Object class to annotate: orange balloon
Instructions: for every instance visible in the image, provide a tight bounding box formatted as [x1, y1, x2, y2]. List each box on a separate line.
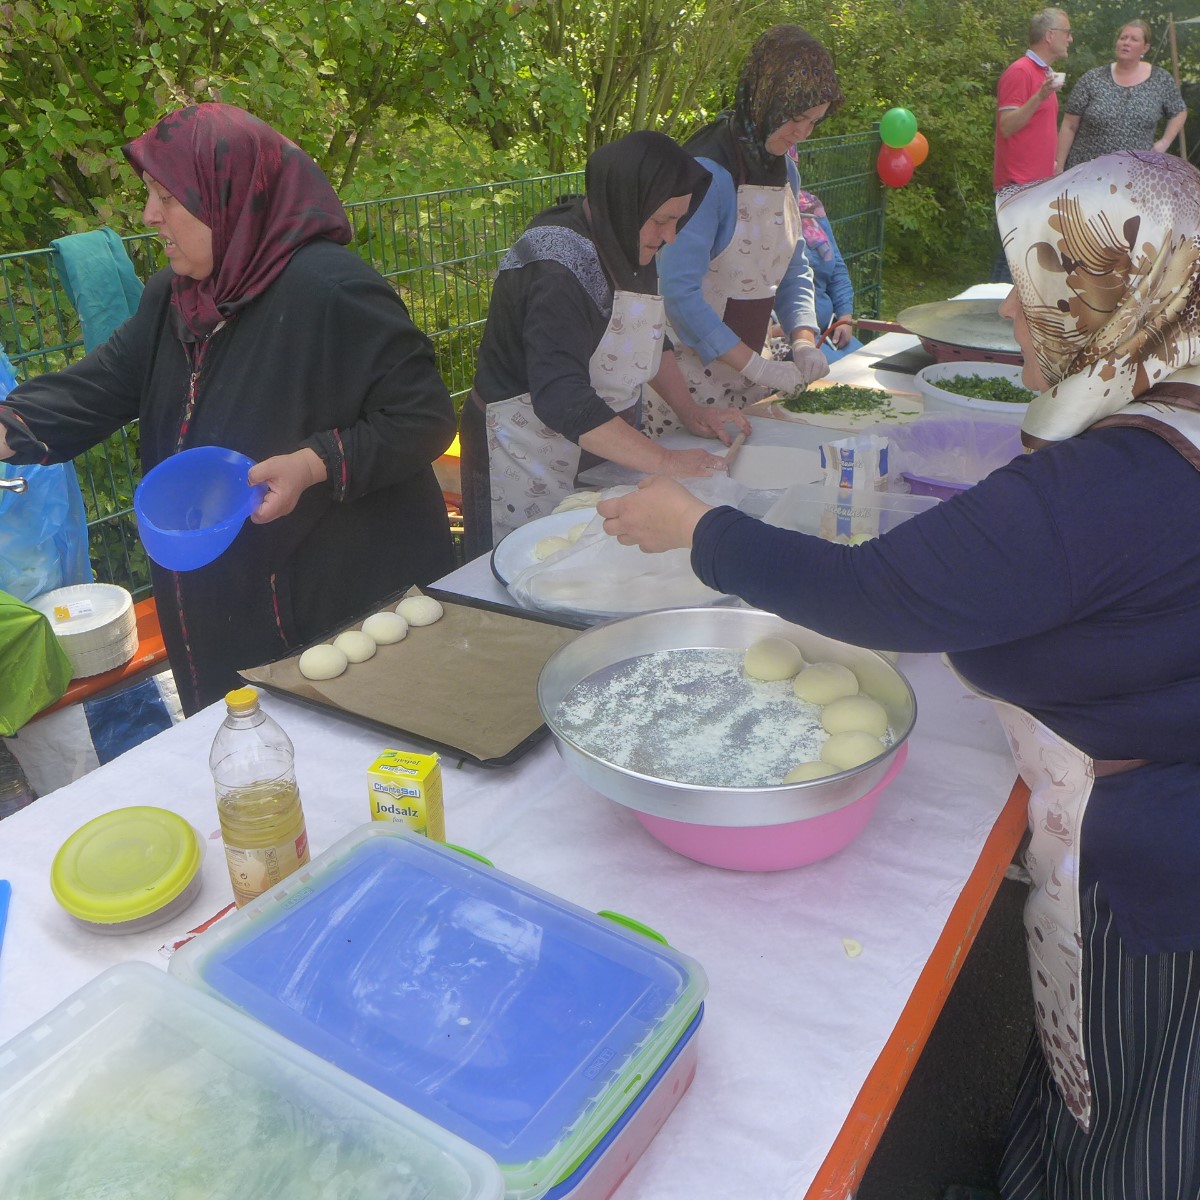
[905, 131, 929, 168]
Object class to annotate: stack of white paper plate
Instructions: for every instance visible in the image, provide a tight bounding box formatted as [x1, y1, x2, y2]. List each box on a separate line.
[29, 583, 138, 679]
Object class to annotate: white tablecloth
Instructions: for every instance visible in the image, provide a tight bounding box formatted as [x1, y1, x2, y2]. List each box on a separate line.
[0, 293, 1023, 1199]
[0, 653, 1014, 1199]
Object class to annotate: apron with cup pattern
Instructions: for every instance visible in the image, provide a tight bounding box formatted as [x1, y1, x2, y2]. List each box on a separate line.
[486, 289, 665, 543]
[645, 176, 801, 437]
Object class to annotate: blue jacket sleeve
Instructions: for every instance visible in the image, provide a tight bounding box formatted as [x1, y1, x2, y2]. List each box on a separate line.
[819, 215, 855, 320]
[657, 159, 740, 364]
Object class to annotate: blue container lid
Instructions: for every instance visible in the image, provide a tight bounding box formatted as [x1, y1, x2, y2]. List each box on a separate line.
[170, 826, 707, 1200]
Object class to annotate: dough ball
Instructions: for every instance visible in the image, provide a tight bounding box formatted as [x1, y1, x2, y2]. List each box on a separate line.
[793, 662, 860, 705]
[396, 595, 444, 627]
[820, 695, 889, 737]
[743, 636, 805, 682]
[333, 629, 377, 663]
[361, 611, 409, 645]
[566, 522, 587, 544]
[782, 761, 838, 784]
[552, 490, 602, 514]
[820, 730, 885, 770]
[298, 643, 348, 681]
[534, 534, 572, 560]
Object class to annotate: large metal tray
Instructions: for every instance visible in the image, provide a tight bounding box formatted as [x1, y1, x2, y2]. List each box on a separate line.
[537, 607, 916, 826]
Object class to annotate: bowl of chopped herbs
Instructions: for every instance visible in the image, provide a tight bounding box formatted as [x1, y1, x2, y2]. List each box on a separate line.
[915, 362, 1034, 420]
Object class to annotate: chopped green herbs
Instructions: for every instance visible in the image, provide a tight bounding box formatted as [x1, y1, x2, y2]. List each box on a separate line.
[938, 373, 1034, 404]
[777, 384, 895, 415]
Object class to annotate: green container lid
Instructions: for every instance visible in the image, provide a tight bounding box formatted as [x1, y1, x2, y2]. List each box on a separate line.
[51, 806, 202, 926]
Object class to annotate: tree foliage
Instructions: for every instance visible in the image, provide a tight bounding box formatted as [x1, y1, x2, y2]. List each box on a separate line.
[1, 0, 1195, 264]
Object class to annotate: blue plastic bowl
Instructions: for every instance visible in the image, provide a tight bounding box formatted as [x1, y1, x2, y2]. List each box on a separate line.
[134, 446, 266, 571]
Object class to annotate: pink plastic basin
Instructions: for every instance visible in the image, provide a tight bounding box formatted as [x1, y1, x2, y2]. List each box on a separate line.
[631, 743, 908, 872]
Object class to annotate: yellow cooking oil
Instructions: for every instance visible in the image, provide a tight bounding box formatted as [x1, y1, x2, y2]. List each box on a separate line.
[217, 777, 310, 908]
[210, 687, 310, 907]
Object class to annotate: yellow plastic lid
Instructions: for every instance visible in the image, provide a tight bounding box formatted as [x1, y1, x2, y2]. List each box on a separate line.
[224, 686, 259, 712]
[51, 806, 202, 925]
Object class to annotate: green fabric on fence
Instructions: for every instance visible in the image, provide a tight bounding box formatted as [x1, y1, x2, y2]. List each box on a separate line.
[0, 589, 72, 735]
[49, 227, 144, 352]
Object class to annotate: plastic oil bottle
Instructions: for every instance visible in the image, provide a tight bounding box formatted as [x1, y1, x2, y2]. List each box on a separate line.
[210, 687, 310, 907]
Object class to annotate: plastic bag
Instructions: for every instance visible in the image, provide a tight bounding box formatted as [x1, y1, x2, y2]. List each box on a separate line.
[0, 461, 93, 602]
[0, 589, 73, 734]
[880, 415, 1022, 489]
[507, 477, 744, 620]
[0, 346, 93, 601]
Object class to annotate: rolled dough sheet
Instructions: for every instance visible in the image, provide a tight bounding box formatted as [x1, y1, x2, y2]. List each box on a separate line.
[726, 445, 823, 490]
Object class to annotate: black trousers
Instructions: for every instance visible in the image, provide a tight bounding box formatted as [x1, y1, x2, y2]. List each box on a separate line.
[999, 882, 1200, 1199]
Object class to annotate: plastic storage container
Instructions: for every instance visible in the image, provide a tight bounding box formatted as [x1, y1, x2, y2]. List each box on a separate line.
[210, 687, 310, 907]
[50, 806, 203, 934]
[171, 825, 708, 1200]
[0, 962, 505, 1200]
[763, 483, 940, 542]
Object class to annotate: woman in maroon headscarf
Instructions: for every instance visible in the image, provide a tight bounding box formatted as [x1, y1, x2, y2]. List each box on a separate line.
[0, 104, 457, 714]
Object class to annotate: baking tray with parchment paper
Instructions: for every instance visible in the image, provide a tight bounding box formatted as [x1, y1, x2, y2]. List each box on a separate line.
[239, 587, 586, 767]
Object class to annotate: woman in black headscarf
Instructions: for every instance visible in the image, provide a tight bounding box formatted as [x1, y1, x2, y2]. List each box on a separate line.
[647, 25, 845, 437]
[461, 130, 750, 557]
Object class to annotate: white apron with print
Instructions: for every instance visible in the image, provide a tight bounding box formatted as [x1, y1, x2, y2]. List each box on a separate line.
[486, 289, 665, 542]
[948, 394, 1200, 1134]
[645, 181, 801, 437]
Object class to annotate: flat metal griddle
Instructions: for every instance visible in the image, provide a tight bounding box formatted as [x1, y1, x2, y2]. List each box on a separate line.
[858, 299, 1022, 364]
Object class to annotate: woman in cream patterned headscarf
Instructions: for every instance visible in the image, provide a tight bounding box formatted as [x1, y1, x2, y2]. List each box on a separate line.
[996, 149, 1200, 449]
[598, 150, 1200, 1198]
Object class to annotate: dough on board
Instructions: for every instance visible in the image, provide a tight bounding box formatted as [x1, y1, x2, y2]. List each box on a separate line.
[820, 730, 885, 770]
[298, 643, 348, 681]
[743, 636, 805, 682]
[820, 694, 889, 737]
[566, 522, 588, 544]
[361, 610, 409, 644]
[534, 534, 572, 561]
[396, 595, 444, 626]
[333, 629, 377, 663]
[782, 760, 838, 783]
[793, 662, 860, 705]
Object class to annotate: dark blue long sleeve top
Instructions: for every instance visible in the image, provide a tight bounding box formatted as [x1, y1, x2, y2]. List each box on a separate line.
[691, 425, 1200, 954]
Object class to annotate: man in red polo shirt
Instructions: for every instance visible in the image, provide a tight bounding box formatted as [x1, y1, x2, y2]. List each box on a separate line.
[992, 8, 1072, 279]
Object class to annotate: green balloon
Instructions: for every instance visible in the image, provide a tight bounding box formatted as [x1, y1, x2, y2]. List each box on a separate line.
[880, 107, 918, 149]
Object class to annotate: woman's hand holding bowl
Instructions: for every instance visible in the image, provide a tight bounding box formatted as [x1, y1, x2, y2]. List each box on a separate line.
[248, 447, 327, 523]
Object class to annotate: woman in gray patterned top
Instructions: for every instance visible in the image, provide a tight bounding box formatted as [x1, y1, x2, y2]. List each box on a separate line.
[460, 131, 751, 556]
[1056, 20, 1187, 172]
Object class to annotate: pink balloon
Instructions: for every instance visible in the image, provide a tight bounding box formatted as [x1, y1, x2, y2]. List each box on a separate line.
[877, 146, 915, 188]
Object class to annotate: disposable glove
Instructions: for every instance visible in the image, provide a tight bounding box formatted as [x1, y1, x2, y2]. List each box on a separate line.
[791, 342, 831, 385]
[741, 352, 806, 396]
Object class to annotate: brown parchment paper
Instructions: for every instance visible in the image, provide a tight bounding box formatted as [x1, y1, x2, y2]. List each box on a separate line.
[239, 589, 581, 766]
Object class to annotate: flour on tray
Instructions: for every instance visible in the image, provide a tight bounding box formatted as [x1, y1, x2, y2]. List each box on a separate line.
[556, 648, 889, 788]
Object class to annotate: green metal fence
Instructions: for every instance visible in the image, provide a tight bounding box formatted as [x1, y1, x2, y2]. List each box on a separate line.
[0, 131, 883, 598]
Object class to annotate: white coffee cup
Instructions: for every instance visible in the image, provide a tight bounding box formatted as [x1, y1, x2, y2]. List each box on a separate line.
[1050, 71, 1066, 90]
